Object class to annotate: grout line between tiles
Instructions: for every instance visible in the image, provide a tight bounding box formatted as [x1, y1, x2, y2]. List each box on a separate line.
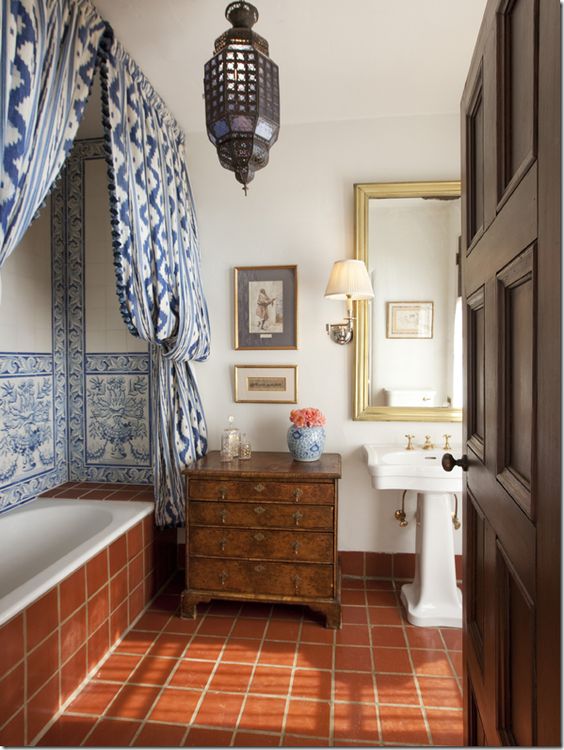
[438, 627, 464, 695]
[228, 603, 275, 746]
[398, 594, 433, 746]
[278, 609, 304, 745]
[368, 577, 385, 744]
[329, 608, 337, 746]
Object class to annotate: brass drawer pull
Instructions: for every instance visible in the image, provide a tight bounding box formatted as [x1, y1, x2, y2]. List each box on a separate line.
[293, 488, 303, 502]
[220, 508, 227, 524]
[292, 574, 301, 594]
[219, 570, 228, 587]
[219, 487, 227, 500]
[292, 510, 303, 526]
[254, 483, 266, 493]
[254, 564, 265, 573]
[292, 540, 300, 556]
[219, 537, 227, 552]
[253, 532, 265, 542]
[254, 505, 266, 515]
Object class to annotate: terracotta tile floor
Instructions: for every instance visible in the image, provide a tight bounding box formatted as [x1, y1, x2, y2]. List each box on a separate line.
[36, 576, 463, 747]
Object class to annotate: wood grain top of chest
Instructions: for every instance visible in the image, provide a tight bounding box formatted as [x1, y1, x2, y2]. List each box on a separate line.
[188, 478, 335, 505]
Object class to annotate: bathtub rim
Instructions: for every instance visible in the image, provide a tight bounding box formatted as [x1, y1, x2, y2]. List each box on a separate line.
[0, 497, 154, 628]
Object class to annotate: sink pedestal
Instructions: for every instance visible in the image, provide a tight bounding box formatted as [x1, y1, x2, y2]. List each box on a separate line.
[400, 492, 462, 628]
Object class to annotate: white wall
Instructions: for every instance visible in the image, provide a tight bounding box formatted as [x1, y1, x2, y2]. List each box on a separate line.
[187, 113, 464, 554]
[0, 204, 51, 353]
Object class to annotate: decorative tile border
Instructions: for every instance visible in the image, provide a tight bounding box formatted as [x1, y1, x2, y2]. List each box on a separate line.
[85, 353, 150, 374]
[65, 140, 152, 484]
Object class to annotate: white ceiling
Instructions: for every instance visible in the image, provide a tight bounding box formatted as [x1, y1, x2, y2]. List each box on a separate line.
[92, 0, 486, 134]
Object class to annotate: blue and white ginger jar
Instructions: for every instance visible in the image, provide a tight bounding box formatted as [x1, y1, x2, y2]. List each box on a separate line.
[287, 426, 326, 462]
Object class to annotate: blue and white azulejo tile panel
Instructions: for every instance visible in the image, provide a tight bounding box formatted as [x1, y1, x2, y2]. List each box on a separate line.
[85, 358, 150, 467]
[0, 356, 54, 485]
[0, 356, 67, 511]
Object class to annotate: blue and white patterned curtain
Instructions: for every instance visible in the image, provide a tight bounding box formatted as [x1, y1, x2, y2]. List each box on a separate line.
[100, 37, 211, 527]
[0, 0, 106, 264]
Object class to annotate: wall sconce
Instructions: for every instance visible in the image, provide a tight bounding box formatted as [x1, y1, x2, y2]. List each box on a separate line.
[324, 259, 374, 344]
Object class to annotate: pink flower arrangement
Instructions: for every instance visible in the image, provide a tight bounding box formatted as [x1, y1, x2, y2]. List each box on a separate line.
[289, 407, 326, 428]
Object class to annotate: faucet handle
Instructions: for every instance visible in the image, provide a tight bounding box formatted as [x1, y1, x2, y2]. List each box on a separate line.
[442, 434, 452, 450]
[422, 435, 434, 450]
[404, 434, 415, 450]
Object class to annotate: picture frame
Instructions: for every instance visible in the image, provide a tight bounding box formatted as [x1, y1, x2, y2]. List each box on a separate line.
[234, 365, 298, 404]
[234, 265, 297, 350]
[386, 301, 434, 339]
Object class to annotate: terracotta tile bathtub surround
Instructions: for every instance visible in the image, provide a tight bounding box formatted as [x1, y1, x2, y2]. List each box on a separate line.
[0, 485, 176, 747]
[35, 575, 463, 747]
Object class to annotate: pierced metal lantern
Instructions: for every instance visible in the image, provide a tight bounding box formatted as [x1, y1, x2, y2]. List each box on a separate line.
[204, 2, 280, 195]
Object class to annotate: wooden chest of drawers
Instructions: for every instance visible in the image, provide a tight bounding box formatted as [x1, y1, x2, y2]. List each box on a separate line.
[181, 451, 342, 628]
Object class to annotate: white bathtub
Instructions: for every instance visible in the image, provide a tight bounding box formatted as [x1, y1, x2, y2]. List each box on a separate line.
[0, 498, 154, 628]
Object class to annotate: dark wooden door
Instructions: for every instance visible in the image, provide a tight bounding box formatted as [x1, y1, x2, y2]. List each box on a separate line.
[460, 0, 560, 745]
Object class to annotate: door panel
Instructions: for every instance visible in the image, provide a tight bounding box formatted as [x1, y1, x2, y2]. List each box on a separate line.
[467, 287, 486, 460]
[497, 245, 535, 517]
[461, 0, 560, 744]
[497, 0, 538, 201]
[497, 542, 535, 747]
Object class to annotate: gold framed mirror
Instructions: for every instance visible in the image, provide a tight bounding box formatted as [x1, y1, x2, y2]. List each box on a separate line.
[353, 181, 463, 422]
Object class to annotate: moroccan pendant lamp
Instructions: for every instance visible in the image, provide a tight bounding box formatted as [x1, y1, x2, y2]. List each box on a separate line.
[204, 2, 280, 195]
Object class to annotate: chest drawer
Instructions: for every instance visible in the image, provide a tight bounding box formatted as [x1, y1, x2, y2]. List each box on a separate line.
[189, 479, 334, 505]
[189, 501, 333, 530]
[189, 527, 333, 563]
[189, 557, 333, 599]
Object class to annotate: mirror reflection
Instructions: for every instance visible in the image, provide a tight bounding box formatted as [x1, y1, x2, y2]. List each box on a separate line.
[354, 182, 462, 422]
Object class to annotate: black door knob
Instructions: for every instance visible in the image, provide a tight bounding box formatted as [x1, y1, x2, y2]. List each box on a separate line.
[442, 453, 469, 472]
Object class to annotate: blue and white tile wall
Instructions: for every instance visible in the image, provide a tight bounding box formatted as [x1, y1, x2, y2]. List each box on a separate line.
[0, 139, 152, 514]
[65, 140, 152, 484]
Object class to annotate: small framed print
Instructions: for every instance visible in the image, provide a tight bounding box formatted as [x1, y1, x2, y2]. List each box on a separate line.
[387, 301, 434, 339]
[234, 365, 298, 404]
[234, 265, 297, 350]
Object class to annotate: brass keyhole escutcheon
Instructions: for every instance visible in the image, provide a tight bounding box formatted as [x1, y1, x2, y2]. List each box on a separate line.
[292, 510, 303, 527]
[254, 564, 265, 573]
[219, 537, 227, 551]
[254, 483, 266, 493]
[293, 488, 303, 502]
[292, 540, 300, 556]
[220, 508, 227, 524]
[219, 487, 227, 500]
[253, 505, 266, 515]
[219, 570, 228, 586]
[253, 532, 265, 542]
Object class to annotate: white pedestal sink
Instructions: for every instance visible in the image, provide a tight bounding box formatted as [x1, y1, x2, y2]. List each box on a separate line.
[364, 444, 463, 628]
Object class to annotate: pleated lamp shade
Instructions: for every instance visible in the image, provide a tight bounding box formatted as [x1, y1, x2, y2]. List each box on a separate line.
[324, 260, 374, 300]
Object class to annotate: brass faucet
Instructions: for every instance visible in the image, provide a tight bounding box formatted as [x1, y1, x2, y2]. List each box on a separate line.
[404, 434, 415, 451]
[422, 435, 434, 450]
[442, 434, 452, 450]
